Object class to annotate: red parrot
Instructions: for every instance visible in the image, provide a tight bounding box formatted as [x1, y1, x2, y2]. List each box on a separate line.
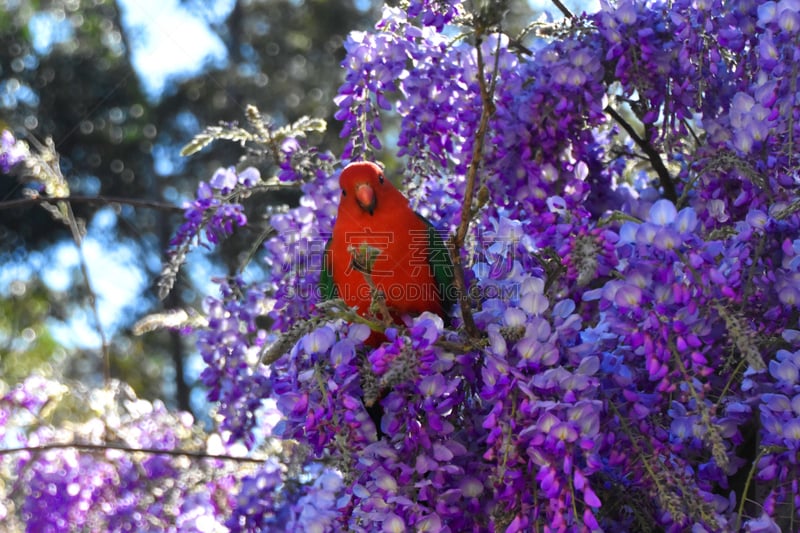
[321, 161, 454, 344]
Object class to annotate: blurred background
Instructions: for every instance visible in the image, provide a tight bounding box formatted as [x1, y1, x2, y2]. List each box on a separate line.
[0, 0, 588, 419]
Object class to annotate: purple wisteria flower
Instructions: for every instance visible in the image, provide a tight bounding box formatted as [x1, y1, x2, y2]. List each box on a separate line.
[1, 378, 242, 532]
[0, 130, 28, 172]
[171, 166, 255, 249]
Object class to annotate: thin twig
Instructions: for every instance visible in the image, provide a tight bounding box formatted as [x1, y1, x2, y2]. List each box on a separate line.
[450, 29, 498, 339]
[237, 224, 277, 274]
[0, 194, 185, 213]
[681, 117, 702, 147]
[16, 137, 113, 389]
[0, 442, 265, 464]
[64, 200, 112, 384]
[550, 0, 576, 19]
[789, 55, 797, 166]
[435, 337, 485, 353]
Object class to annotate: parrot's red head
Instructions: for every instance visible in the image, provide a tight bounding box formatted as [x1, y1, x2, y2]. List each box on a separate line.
[339, 161, 400, 216]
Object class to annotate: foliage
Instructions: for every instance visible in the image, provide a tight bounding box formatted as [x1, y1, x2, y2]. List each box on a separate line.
[0, 280, 64, 384]
[3, 0, 800, 531]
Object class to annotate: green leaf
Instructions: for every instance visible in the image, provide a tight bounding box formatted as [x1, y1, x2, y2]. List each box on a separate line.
[417, 213, 456, 311]
[320, 238, 337, 300]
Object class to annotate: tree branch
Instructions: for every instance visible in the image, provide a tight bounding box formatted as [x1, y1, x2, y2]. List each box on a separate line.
[0, 441, 265, 464]
[0, 194, 185, 213]
[550, 0, 576, 19]
[606, 105, 677, 203]
[64, 199, 112, 385]
[450, 30, 499, 339]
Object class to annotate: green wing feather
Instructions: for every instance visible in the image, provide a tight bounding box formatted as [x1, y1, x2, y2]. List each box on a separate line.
[416, 213, 456, 312]
[320, 238, 337, 300]
[322, 220, 454, 310]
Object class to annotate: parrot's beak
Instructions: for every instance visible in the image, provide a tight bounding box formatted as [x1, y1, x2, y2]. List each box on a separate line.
[355, 183, 376, 215]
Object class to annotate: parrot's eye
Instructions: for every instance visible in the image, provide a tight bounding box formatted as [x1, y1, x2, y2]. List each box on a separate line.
[341, 189, 347, 196]
[378, 174, 385, 185]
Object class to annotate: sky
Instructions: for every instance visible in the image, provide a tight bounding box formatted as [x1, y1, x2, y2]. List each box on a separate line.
[117, 0, 232, 99]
